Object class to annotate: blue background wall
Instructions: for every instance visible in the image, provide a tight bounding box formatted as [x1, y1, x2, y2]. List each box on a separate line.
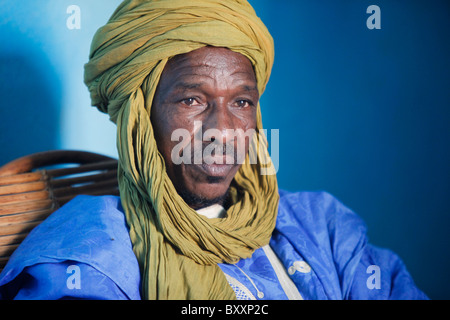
[1, 1, 449, 299]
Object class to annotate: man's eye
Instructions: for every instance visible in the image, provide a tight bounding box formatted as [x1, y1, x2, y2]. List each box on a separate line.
[181, 98, 200, 106]
[235, 100, 252, 108]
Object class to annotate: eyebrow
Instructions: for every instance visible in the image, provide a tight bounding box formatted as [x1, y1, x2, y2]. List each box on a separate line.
[173, 82, 258, 93]
[173, 81, 204, 91]
[240, 84, 258, 92]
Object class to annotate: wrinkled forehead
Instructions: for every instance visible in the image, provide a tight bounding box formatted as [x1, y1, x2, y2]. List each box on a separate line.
[154, 46, 258, 98]
[162, 46, 256, 82]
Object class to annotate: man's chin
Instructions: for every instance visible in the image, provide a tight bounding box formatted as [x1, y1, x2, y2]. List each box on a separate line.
[177, 187, 229, 210]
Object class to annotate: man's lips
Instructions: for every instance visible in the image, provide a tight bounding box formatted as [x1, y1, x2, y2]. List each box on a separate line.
[199, 163, 234, 177]
[183, 152, 239, 177]
[193, 155, 236, 177]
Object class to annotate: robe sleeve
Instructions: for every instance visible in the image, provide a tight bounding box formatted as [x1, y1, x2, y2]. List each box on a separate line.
[276, 190, 429, 300]
[0, 195, 141, 300]
[321, 190, 429, 300]
[0, 261, 130, 300]
[321, 191, 429, 300]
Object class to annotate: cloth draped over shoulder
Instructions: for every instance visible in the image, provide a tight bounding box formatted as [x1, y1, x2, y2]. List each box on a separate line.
[84, 0, 278, 300]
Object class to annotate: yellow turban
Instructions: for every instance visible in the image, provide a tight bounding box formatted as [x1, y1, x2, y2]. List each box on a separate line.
[84, 0, 278, 299]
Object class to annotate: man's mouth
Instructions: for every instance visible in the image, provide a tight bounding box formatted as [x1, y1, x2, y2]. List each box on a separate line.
[191, 153, 236, 177]
[198, 162, 235, 177]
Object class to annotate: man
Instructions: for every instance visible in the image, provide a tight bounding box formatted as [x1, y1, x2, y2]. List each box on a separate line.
[0, 0, 427, 300]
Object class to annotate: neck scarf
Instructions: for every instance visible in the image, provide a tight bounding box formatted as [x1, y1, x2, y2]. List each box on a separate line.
[84, 0, 278, 299]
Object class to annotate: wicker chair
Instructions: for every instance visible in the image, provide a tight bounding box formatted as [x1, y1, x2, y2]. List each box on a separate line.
[0, 150, 119, 272]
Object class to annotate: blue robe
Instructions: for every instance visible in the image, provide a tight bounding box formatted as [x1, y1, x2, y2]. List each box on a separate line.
[0, 190, 428, 300]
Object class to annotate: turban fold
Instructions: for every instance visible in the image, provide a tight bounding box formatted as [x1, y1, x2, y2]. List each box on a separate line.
[84, 0, 278, 299]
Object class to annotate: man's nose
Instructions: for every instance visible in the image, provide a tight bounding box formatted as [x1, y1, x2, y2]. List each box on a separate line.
[202, 103, 236, 144]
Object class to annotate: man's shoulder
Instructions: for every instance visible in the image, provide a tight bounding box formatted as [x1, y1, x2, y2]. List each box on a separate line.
[11, 194, 131, 260]
[0, 195, 140, 299]
[277, 189, 367, 230]
[275, 190, 368, 271]
[274, 190, 428, 300]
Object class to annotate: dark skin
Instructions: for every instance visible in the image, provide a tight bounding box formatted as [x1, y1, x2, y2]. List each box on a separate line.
[151, 46, 259, 210]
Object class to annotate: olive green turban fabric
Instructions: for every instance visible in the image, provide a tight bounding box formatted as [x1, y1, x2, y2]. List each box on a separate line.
[84, 0, 278, 300]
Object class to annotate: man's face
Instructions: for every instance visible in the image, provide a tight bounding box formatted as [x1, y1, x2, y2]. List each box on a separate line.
[151, 46, 259, 209]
